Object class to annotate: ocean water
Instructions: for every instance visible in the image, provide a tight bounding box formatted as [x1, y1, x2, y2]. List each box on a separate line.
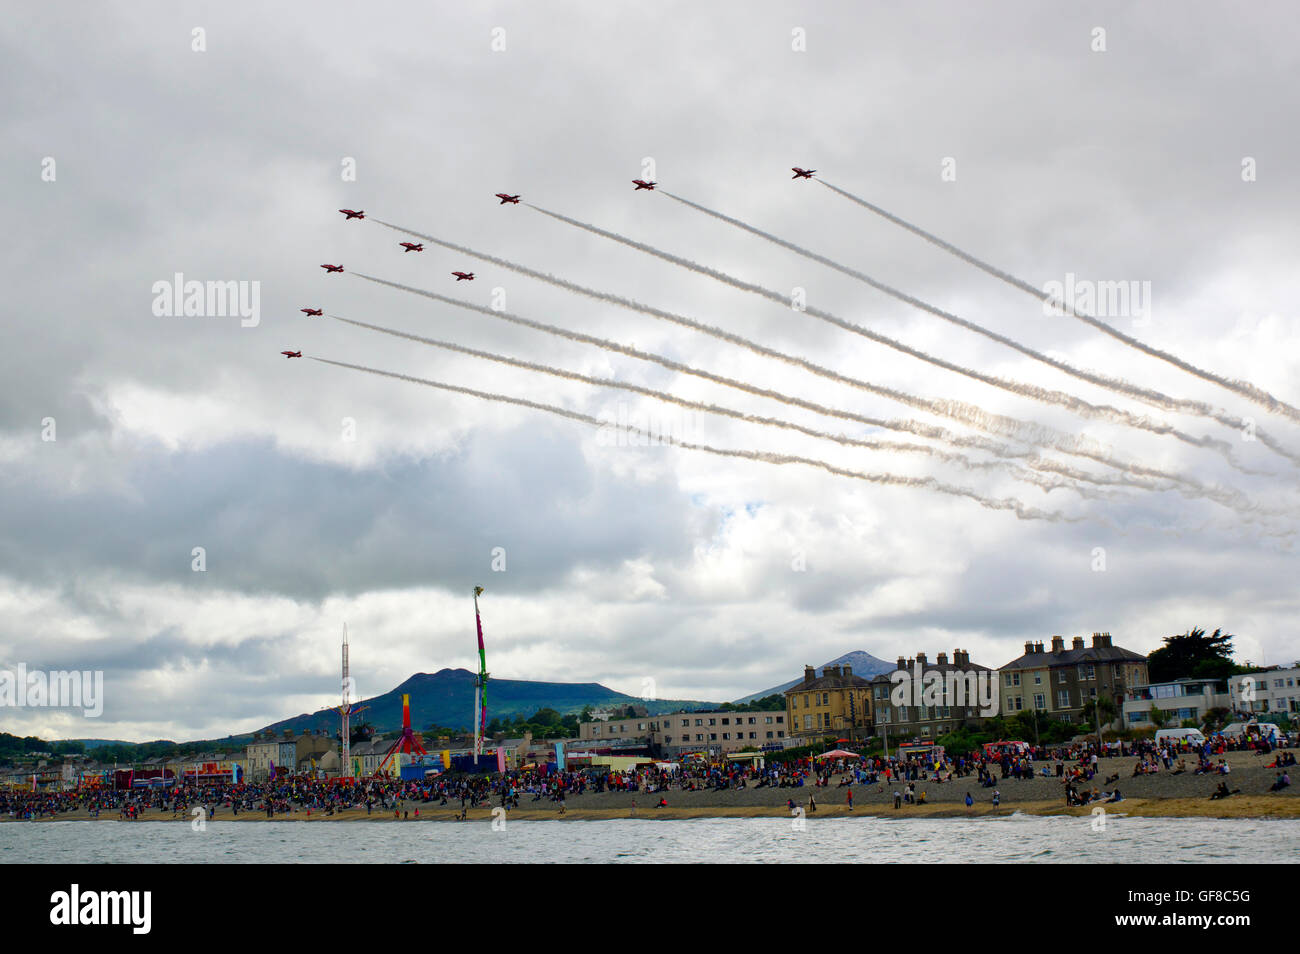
[2, 814, 1297, 863]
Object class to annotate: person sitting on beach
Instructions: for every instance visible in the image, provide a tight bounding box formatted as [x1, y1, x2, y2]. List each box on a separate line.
[916, 791, 927, 805]
[1270, 772, 1291, 792]
[1106, 789, 1123, 803]
[1209, 781, 1238, 800]
[657, 797, 668, 807]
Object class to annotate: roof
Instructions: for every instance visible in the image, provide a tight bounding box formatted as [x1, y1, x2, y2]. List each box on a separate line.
[1001, 645, 1145, 671]
[869, 659, 993, 684]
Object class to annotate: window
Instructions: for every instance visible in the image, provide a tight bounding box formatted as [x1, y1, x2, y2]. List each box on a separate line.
[804, 715, 812, 730]
[1057, 690, 1071, 708]
[765, 716, 773, 724]
[1011, 696, 1023, 711]
[721, 718, 730, 725]
[1005, 673, 1020, 686]
[1033, 673, 1042, 685]
[1058, 671, 1068, 684]
[1033, 694, 1045, 709]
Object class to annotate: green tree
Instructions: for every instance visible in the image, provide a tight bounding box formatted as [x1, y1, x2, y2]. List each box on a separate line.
[1149, 704, 1168, 728]
[1148, 627, 1239, 682]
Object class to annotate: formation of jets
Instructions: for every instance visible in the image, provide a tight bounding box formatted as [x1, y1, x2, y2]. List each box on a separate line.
[297, 171, 815, 356]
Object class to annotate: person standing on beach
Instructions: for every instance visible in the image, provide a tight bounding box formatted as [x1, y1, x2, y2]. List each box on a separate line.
[846, 790, 853, 811]
[965, 792, 973, 808]
[991, 789, 1001, 807]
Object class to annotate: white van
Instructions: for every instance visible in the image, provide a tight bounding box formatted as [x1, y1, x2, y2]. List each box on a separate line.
[1155, 728, 1206, 746]
[1221, 722, 1284, 744]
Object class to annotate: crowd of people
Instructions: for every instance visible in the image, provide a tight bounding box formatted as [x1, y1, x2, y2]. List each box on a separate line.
[3, 730, 1293, 820]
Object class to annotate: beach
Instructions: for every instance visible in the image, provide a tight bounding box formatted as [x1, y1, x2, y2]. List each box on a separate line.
[9, 752, 1295, 822]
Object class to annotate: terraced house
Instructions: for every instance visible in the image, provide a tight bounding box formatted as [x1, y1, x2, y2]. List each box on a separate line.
[998, 633, 1147, 728]
[869, 650, 992, 742]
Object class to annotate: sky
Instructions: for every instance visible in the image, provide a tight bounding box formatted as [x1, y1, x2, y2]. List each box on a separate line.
[2, 1, 1298, 743]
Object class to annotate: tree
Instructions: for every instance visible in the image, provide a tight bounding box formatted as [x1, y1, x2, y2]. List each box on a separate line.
[1149, 704, 1168, 728]
[1147, 627, 1239, 683]
[530, 707, 562, 727]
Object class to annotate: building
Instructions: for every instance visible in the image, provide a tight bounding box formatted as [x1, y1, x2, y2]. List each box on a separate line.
[578, 709, 788, 757]
[245, 730, 335, 781]
[1228, 665, 1300, 719]
[998, 633, 1148, 727]
[869, 650, 991, 743]
[785, 664, 874, 743]
[1121, 678, 1231, 729]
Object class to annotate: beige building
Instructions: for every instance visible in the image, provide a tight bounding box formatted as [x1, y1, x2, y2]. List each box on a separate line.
[786, 664, 874, 743]
[998, 633, 1148, 727]
[579, 709, 788, 757]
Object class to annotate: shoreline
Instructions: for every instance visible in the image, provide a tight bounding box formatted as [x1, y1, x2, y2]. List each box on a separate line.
[5, 795, 1298, 823]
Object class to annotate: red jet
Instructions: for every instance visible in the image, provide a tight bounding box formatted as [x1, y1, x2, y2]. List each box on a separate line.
[281, 351, 302, 358]
[399, 242, 424, 252]
[339, 209, 365, 220]
[321, 264, 344, 273]
[632, 179, 657, 191]
[300, 308, 323, 317]
[791, 167, 816, 179]
[451, 271, 475, 281]
[495, 193, 521, 204]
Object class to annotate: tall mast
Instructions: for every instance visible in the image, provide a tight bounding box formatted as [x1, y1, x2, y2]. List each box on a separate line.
[340, 623, 351, 778]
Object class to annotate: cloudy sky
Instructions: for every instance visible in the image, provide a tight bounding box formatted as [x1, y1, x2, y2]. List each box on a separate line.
[3, 2, 1298, 742]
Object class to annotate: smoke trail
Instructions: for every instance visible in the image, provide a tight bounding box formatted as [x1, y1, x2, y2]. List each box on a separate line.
[349, 272, 1150, 494]
[369, 220, 1132, 470]
[329, 312, 1118, 499]
[661, 189, 1294, 472]
[523, 203, 1263, 474]
[819, 178, 1300, 426]
[307, 355, 1081, 522]
[360, 229, 1276, 518]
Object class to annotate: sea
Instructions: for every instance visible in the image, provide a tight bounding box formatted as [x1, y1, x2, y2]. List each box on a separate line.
[3, 814, 1298, 863]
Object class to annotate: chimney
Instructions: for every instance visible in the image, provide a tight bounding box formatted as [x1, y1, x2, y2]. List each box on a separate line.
[956, 649, 968, 666]
[1072, 636, 1085, 650]
[896, 656, 906, 671]
[1102, 632, 1112, 647]
[1091, 632, 1103, 648]
[804, 665, 816, 682]
[1024, 641, 1035, 655]
[843, 664, 853, 677]
[826, 664, 841, 678]
[1034, 641, 1044, 654]
[1051, 635, 1064, 653]
[936, 652, 948, 666]
[915, 652, 927, 667]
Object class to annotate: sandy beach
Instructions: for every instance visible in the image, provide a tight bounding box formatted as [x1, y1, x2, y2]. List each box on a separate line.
[8, 752, 1295, 822]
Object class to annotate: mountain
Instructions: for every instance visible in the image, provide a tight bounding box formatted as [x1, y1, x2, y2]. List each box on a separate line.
[255, 668, 716, 737]
[733, 650, 896, 704]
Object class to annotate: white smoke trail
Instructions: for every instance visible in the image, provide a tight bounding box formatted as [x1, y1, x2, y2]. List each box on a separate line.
[661, 189, 1294, 472]
[329, 312, 1121, 500]
[359, 229, 1280, 519]
[307, 355, 1082, 522]
[351, 272, 1158, 495]
[818, 178, 1300, 426]
[506, 209, 1288, 515]
[368, 220, 1132, 469]
[522, 204, 1265, 478]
